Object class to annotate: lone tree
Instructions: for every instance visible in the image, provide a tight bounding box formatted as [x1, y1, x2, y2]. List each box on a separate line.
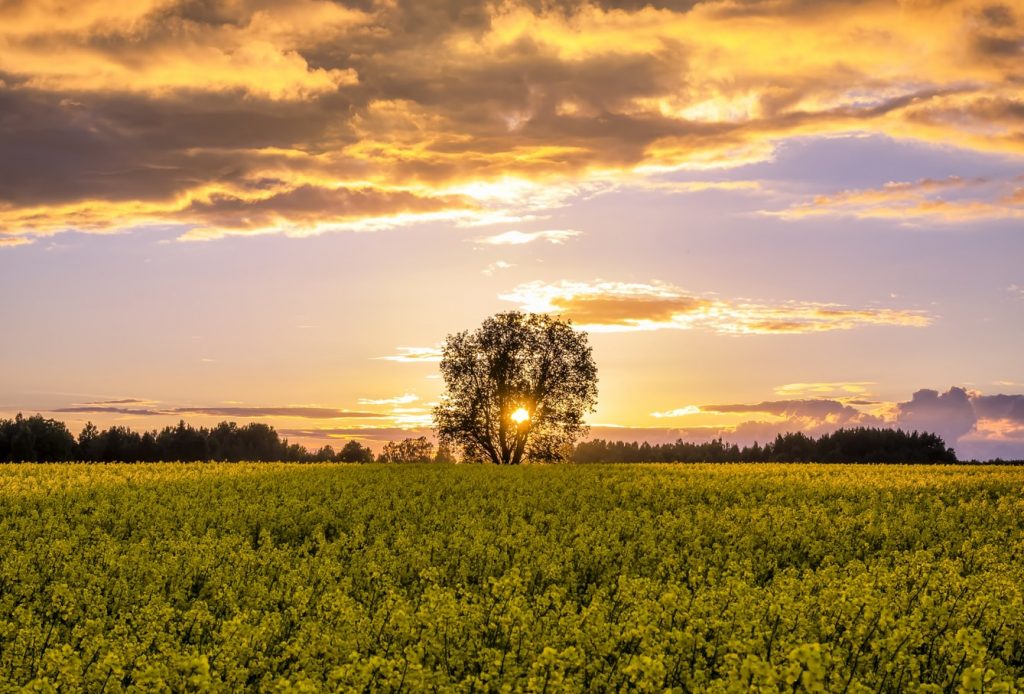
[433, 311, 598, 465]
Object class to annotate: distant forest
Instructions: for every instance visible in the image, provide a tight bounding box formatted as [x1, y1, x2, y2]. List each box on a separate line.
[0, 413, 1017, 464]
[574, 429, 960, 464]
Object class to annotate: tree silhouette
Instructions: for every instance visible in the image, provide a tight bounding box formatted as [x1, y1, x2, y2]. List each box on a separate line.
[379, 436, 434, 463]
[338, 440, 375, 463]
[434, 311, 598, 465]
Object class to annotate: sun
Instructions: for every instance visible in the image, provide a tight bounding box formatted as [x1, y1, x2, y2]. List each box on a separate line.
[511, 407, 530, 424]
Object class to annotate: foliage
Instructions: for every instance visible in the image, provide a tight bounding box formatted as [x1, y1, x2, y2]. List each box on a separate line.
[337, 440, 375, 463]
[0, 413, 76, 462]
[0, 415, 369, 463]
[575, 428, 959, 464]
[433, 441, 457, 464]
[0, 463, 1023, 690]
[378, 436, 434, 463]
[434, 311, 598, 465]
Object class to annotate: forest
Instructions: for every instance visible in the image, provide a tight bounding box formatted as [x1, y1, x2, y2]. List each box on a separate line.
[0, 413, 997, 464]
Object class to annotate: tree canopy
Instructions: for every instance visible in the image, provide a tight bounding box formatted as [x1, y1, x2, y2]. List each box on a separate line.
[433, 311, 598, 465]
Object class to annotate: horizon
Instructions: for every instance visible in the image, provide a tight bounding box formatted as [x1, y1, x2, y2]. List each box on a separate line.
[2, 0, 1023, 460]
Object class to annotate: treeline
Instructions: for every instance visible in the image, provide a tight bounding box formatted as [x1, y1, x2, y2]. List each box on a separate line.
[2, 415, 1014, 464]
[574, 428, 959, 464]
[0, 414, 375, 463]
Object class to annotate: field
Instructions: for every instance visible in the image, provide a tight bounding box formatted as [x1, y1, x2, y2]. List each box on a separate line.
[1, 463, 1023, 692]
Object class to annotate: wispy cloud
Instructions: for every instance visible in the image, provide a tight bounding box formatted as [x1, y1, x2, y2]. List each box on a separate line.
[771, 176, 1024, 224]
[773, 382, 875, 399]
[55, 405, 164, 417]
[474, 229, 582, 246]
[52, 404, 385, 419]
[375, 347, 443, 363]
[0, 236, 33, 248]
[501, 280, 932, 334]
[358, 394, 419, 406]
[651, 405, 701, 418]
[279, 427, 433, 443]
[482, 260, 515, 276]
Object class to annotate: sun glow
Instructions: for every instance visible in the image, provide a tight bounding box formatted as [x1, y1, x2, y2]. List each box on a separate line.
[511, 407, 530, 424]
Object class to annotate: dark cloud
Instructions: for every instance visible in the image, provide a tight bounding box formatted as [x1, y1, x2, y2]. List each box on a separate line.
[180, 185, 473, 239]
[896, 387, 978, 445]
[85, 398, 148, 405]
[52, 404, 387, 419]
[55, 405, 164, 416]
[702, 399, 868, 421]
[972, 394, 1024, 422]
[279, 426, 433, 442]
[173, 407, 386, 419]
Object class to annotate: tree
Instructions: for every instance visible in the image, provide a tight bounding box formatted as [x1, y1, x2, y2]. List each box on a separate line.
[434, 311, 598, 465]
[0, 414, 76, 462]
[379, 436, 434, 463]
[338, 440, 375, 463]
[433, 441, 457, 463]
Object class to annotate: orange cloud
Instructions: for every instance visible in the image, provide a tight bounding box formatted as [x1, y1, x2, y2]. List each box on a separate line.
[1, 0, 1022, 242]
[773, 382, 876, 399]
[773, 176, 1024, 223]
[501, 280, 932, 334]
[0, 0, 365, 99]
[376, 347, 443, 363]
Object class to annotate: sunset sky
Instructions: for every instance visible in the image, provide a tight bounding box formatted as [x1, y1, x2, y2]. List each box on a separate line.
[2, 0, 1023, 458]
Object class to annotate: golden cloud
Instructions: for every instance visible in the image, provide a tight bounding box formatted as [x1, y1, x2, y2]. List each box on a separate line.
[375, 347, 443, 363]
[651, 405, 701, 418]
[0, 0, 365, 99]
[773, 382, 876, 399]
[773, 175, 1024, 223]
[501, 280, 932, 334]
[0, 0, 1022, 242]
[358, 394, 420, 406]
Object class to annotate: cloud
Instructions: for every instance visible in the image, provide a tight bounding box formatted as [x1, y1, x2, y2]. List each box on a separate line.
[52, 404, 385, 419]
[482, 260, 515, 276]
[376, 346, 443, 363]
[688, 399, 884, 436]
[971, 394, 1024, 423]
[172, 406, 384, 419]
[2, 0, 1022, 241]
[177, 185, 478, 241]
[83, 398, 151, 405]
[278, 426, 433, 443]
[773, 382, 875, 398]
[358, 394, 420, 406]
[54, 405, 165, 417]
[613, 386, 1024, 458]
[474, 229, 582, 245]
[772, 176, 1024, 223]
[501, 280, 932, 334]
[895, 387, 978, 446]
[0, 0, 365, 99]
[651, 405, 701, 418]
[0, 236, 34, 248]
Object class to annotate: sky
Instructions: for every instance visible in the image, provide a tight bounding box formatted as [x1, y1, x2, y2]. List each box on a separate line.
[1, 0, 1023, 459]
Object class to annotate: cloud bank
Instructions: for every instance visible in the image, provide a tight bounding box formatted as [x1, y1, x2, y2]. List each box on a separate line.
[647, 387, 1024, 460]
[2, 0, 1023, 246]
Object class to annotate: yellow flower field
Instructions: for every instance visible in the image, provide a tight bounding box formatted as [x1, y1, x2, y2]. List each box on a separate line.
[1, 463, 1022, 691]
